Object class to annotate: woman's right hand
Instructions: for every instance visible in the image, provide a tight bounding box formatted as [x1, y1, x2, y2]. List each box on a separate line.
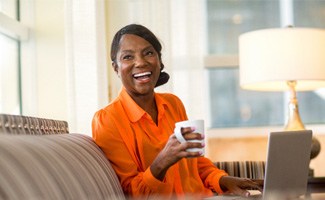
[150, 127, 204, 181]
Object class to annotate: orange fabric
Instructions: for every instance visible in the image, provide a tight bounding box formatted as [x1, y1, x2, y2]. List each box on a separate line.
[92, 87, 228, 199]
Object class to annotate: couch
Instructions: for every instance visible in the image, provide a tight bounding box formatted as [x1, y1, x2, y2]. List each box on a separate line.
[0, 114, 125, 200]
[0, 114, 265, 200]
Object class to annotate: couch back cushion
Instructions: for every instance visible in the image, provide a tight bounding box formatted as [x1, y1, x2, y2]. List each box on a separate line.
[0, 114, 69, 135]
[214, 161, 265, 180]
[0, 134, 125, 200]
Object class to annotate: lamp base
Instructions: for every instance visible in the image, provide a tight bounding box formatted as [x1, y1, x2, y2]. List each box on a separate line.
[308, 137, 321, 177]
[285, 81, 321, 177]
[311, 137, 321, 160]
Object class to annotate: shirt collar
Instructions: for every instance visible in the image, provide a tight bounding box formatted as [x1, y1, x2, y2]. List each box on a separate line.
[119, 87, 168, 123]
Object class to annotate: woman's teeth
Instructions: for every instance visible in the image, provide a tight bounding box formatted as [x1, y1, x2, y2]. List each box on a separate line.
[133, 72, 152, 79]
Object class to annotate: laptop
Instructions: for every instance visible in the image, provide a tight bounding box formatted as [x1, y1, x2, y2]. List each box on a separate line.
[207, 130, 312, 200]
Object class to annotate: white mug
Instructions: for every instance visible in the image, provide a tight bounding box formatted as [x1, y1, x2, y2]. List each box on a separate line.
[174, 119, 205, 154]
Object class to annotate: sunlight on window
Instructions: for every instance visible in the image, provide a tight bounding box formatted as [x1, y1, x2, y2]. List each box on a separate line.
[0, 0, 20, 114]
[0, 33, 19, 114]
[0, 0, 17, 19]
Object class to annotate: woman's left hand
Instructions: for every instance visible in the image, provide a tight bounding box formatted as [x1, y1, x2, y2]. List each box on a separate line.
[219, 176, 264, 197]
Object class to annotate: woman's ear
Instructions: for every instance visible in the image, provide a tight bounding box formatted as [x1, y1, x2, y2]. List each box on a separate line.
[112, 62, 121, 78]
[112, 62, 119, 74]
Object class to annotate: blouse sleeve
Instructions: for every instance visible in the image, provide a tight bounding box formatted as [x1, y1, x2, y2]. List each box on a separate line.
[197, 156, 228, 194]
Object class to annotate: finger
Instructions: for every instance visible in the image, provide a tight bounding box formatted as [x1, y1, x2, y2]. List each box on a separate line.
[242, 179, 263, 192]
[185, 141, 205, 149]
[237, 189, 251, 197]
[185, 132, 204, 140]
[232, 186, 250, 197]
[178, 142, 204, 157]
[180, 127, 195, 134]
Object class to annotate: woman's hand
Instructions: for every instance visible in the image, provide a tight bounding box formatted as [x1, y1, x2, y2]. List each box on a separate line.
[219, 176, 264, 197]
[150, 127, 204, 181]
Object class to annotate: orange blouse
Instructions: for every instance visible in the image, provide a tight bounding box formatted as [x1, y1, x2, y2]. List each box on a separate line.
[92, 87, 228, 199]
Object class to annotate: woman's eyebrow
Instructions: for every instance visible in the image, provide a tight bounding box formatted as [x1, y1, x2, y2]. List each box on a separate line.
[143, 45, 154, 51]
[120, 45, 154, 54]
[120, 49, 134, 54]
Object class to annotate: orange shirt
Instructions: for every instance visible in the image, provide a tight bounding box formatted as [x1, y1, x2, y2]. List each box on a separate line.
[92, 87, 228, 199]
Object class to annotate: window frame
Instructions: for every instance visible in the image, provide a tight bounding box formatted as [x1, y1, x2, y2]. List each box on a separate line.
[0, 12, 28, 41]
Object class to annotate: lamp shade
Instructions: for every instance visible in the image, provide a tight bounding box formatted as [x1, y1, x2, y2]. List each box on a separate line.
[239, 27, 325, 91]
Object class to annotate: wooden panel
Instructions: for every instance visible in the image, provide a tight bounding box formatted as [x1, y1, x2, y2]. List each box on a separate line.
[206, 136, 268, 162]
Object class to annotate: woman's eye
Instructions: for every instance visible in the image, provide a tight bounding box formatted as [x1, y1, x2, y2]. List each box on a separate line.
[146, 51, 154, 56]
[122, 55, 132, 60]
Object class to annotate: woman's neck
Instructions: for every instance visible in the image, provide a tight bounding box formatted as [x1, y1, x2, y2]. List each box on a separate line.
[130, 92, 158, 125]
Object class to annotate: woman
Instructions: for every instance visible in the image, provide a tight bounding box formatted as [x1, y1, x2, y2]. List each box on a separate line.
[92, 24, 262, 199]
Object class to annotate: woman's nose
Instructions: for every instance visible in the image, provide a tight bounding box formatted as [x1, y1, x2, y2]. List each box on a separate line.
[134, 56, 147, 67]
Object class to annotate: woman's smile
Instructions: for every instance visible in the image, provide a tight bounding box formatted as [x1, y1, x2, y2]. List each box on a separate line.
[133, 71, 152, 83]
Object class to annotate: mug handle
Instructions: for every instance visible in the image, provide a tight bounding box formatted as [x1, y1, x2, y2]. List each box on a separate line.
[174, 127, 186, 143]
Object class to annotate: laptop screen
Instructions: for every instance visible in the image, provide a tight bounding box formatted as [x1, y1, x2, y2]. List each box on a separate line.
[263, 130, 312, 199]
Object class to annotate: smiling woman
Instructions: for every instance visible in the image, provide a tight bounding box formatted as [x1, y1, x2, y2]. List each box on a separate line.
[91, 24, 263, 199]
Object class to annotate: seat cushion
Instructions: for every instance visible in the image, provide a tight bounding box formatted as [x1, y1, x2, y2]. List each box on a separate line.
[0, 134, 125, 200]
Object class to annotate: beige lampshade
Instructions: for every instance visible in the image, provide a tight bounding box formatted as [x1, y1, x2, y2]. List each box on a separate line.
[239, 27, 325, 91]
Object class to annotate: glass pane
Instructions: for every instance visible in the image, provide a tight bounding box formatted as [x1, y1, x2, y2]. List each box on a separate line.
[298, 92, 325, 125]
[0, 0, 17, 19]
[208, 68, 284, 128]
[0, 33, 20, 114]
[293, 0, 325, 28]
[206, 0, 280, 54]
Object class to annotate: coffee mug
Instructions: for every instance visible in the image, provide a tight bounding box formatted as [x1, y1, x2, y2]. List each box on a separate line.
[174, 119, 205, 154]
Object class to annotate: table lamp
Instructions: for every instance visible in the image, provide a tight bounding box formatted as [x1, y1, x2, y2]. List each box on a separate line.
[239, 27, 325, 175]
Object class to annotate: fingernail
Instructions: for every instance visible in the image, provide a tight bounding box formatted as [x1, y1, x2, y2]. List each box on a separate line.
[201, 142, 205, 147]
[245, 192, 250, 197]
[191, 126, 196, 131]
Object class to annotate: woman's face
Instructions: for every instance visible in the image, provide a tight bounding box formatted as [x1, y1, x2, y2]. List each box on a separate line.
[114, 34, 161, 97]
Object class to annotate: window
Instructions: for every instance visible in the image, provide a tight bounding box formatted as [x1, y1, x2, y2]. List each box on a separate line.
[206, 0, 325, 128]
[0, 0, 28, 114]
[0, 32, 20, 114]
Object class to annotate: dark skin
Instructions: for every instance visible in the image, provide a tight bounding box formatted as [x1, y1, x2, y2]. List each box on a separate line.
[113, 33, 263, 197]
[113, 34, 160, 124]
